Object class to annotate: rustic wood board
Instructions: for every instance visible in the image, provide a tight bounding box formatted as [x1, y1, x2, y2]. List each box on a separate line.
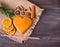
[0, 0, 60, 47]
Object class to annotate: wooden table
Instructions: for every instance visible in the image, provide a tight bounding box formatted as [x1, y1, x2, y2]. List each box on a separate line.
[0, 0, 60, 47]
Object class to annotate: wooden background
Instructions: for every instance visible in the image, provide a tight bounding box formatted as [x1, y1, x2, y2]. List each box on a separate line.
[0, 0, 60, 47]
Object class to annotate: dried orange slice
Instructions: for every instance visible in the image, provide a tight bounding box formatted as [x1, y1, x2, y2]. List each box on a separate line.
[3, 25, 14, 31]
[5, 28, 15, 35]
[2, 18, 12, 27]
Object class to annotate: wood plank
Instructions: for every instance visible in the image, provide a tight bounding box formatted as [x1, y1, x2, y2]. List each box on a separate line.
[0, 0, 60, 47]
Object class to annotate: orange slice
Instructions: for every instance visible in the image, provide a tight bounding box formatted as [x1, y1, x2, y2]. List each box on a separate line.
[3, 25, 14, 31]
[2, 18, 12, 27]
[5, 28, 15, 35]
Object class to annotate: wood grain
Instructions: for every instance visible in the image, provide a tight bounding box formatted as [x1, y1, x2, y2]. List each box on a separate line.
[0, 0, 60, 47]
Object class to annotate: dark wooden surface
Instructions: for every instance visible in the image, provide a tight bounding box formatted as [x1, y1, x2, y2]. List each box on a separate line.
[0, 0, 60, 47]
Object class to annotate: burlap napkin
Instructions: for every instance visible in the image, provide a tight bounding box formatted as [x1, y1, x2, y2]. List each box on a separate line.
[0, 0, 44, 43]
